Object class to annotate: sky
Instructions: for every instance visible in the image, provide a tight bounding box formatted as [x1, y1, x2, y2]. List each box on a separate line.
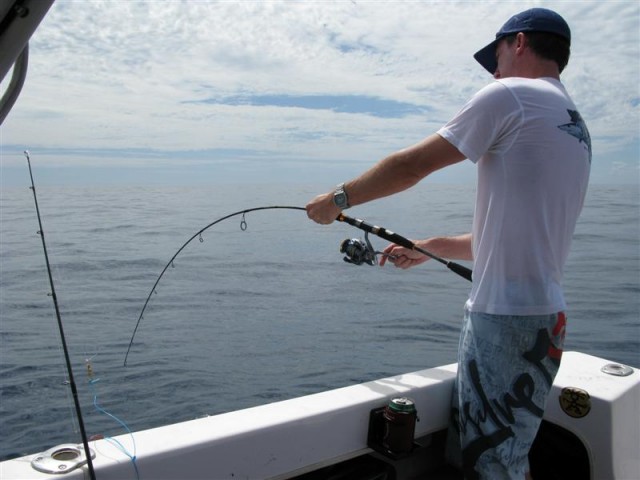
[1, 0, 639, 187]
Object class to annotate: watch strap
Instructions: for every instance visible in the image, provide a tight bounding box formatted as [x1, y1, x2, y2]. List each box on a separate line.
[333, 182, 351, 209]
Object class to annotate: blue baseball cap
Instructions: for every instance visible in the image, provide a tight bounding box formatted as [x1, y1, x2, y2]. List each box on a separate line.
[474, 8, 571, 74]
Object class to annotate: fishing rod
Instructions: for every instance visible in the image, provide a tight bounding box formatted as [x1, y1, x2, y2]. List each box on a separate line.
[123, 206, 306, 366]
[337, 213, 473, 282]
[124, 206, 472, 366]
[24, 151, 97, 480]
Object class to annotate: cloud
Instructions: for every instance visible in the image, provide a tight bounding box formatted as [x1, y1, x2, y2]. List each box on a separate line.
[1, 0, 638, 185]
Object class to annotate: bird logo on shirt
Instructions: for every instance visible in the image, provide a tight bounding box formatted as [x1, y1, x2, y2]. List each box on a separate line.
[558, 109, 592, 163]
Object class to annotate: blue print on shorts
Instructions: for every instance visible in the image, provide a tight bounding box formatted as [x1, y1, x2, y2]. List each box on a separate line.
[449, 310, 566, 479]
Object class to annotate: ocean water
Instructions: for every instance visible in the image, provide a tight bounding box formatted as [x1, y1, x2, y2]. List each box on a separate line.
[0, 183, 638, 461]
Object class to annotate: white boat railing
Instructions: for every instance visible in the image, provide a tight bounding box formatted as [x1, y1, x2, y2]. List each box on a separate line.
[1, 351, 638, 480]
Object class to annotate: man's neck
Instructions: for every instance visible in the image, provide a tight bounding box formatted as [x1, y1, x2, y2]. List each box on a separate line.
[517, 55, 561, 80]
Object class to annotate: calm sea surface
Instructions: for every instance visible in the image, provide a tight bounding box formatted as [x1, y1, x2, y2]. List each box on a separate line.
[1, 183, 638, 461]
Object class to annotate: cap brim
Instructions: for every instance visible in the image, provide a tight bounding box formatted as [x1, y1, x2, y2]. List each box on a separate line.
[474, 39, 499, 75]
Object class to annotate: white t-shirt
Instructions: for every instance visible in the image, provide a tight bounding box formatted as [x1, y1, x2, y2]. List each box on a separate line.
[438, 77, 591, 315]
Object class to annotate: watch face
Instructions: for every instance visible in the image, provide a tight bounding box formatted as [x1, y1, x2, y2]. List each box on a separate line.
[334, 192, 346, 207]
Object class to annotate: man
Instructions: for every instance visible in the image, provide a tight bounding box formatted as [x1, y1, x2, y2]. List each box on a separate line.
[306, 7, 591, 480]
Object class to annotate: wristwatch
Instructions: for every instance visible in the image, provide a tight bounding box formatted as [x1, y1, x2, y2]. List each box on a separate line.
[333, 183, 351, 209]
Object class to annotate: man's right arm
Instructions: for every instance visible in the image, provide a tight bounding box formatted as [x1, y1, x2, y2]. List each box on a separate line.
[306, 134, 466, 224]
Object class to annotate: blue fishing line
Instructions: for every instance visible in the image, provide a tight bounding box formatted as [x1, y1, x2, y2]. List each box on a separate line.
[88, 375, 140, 479]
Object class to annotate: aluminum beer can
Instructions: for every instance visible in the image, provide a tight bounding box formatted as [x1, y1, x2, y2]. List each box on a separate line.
[382, 397, 417, 454]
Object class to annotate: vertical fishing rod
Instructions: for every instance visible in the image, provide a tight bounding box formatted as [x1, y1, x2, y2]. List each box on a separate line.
[24, 151, 97, 480]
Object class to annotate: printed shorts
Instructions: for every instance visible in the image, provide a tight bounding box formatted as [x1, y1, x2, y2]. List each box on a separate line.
[446, 307, 566, 479]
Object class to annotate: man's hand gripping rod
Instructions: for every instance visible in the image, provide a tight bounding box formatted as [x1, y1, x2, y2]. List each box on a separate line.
[337, 213, 472, 282]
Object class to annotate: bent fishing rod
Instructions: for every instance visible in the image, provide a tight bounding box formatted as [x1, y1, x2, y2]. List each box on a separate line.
[123, 207, 472, 366]
[123, 206, 306, 366]
[24, 151, 97, 480]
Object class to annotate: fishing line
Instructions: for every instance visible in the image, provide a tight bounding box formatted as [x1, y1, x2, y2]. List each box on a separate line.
[124, 206, 472, 366]
[24, 151, 97, 480]
[85, 355, 140, 480]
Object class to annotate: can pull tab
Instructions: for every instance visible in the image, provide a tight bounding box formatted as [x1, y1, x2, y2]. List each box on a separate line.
[388, 397, 415, 411]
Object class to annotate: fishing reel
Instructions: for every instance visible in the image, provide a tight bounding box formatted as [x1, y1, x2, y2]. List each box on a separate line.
[340, 232, 377, 266]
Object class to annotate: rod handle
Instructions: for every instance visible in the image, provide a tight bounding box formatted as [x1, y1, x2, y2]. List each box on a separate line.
[446, 262, 473, 282]
[337, 213, 411, 247]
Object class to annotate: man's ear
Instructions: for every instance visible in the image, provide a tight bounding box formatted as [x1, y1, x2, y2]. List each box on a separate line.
[515, 32, 527, 55]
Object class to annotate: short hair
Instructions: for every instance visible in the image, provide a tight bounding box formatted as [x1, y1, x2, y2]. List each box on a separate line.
[505, 32, 571, 73]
